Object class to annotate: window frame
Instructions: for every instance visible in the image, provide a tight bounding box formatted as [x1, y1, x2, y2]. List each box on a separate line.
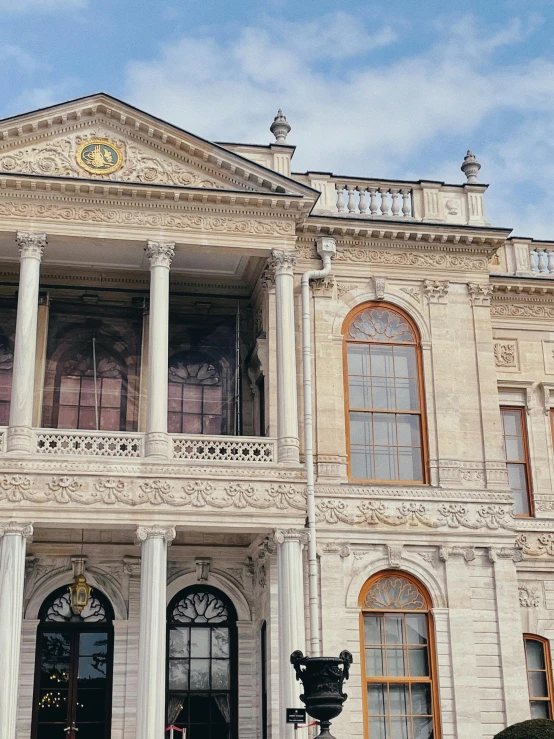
[166, 585, 238, 739]
[500, 406, 534, 517]
[358, 571, 440, 739]
[31, 586, 114, 739]
[343, 302, 429, 485]
[524, 634, 554, 719]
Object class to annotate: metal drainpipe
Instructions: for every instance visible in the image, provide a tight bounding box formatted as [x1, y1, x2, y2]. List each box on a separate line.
[301, 235, 336, 657]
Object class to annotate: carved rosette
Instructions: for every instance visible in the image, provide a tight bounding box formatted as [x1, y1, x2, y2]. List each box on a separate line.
[0, 521, 33, 540]
[270, 249, 298, 277]
[135, 524, 176, 544]
[16, 231, 46, 260]
[145, 241, 175, 269]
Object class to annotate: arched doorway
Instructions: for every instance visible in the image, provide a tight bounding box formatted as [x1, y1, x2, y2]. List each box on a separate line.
[167, 585, 238, 738]
[31, 586, 114, 739]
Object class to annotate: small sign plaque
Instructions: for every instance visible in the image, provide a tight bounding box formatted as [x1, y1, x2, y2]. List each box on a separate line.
[286, 708, 307, 724]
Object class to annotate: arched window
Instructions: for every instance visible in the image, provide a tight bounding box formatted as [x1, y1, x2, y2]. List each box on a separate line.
[42, 305, 142, 432]
[343, 304, 427, 483]
[524, 635, 554, 718]
[167, 586, 237, 738]
[0, 302, 16, 425]
[360, 572, 438, 739]
[32, 586, 114, 739]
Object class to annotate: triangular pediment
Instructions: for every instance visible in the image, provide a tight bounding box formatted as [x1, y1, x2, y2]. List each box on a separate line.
[0, 93, 314, 199]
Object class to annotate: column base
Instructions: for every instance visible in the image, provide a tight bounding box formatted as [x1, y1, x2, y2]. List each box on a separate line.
[278, 438, 300, 465]
[145, 431, 170, 458]
[7, 426, 32, 453]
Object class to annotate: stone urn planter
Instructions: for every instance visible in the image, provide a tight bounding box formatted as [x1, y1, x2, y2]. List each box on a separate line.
[290, 650, 353, 738]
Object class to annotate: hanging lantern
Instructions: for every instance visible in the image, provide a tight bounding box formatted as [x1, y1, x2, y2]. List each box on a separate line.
[69, 572, 91, 615]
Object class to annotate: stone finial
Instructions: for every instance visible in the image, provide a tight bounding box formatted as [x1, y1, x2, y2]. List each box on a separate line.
[461, 150, 481, 183]
[270, 109, 291, 144]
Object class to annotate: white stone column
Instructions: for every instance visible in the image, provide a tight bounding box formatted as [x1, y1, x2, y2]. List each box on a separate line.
[8, 232, 46, 453]
[145, 241, 174, 458]
[270, 250, 299, 463]
[275, 529, 307, 738]
[135, 525, 175, 739]
[0, 521, 33, 739]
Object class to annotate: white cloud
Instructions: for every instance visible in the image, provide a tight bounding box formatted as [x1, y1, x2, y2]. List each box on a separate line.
[125, 12, 554, 238]
[0, 0, 85, 10]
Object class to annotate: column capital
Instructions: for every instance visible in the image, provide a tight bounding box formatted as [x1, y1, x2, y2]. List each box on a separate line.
[270, 249, 298, 276]
[16, 231, 46, 259]
[135, 524, 176, 544]
[273, 528, 310, 545]
[0, 521, 33, 540]
[146, 241, 175, 268]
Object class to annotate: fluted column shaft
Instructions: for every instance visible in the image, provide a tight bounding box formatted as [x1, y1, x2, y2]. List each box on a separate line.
[271, 250, 300, 463]
[8, 233, 46, 453]
[276, 529, 307, 738]
[135, 525, 175, 739]
[145, 241, 174, 458]
[0, 522, 33, 739]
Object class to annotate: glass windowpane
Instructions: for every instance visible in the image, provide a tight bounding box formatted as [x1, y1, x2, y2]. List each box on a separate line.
[351, 446, 374, 479]
[413, 716, 434, 739]
[398, 446, 423, 482]
[395, 378, 419, 411]
[348, 345, 370, 376]
[529, 671, 549, 698]
[169, 660, 189, 690]
[411, 684, 432, 715]
[389, 684, 410, 714]
[393, 346, 417, 378]
[170, 628, 190, 658]
[369, 716, 387, 739]
[212, 660, 230, 689]
[505, 436, 524, 462]
[375, 446, 399, 481]
[408, 649, 429, 677]
[405, 615, 427, 645]
[526, 640, 546, 671]
[513, 488, 530, 516]
[189, 659, 210, 689]
[374, 414, 397, 445]
[371, 345, 395, 376]
[366, 648, 385, 676]
[364, 615, 383, 645]
[190, 629, 210, 658]
[385, 615, 404, 644]
[350, 376, 372, 409]
[531, 701, 550, 719]
[350, 412, 373, 445]
[372, 377, 396, 410]
[368, 684, 387, 715]
[386, 648, 407, 676]
[502, 409, 522, 437]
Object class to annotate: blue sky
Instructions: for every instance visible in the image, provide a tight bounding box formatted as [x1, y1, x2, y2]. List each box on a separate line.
[2, 0, 554, 237]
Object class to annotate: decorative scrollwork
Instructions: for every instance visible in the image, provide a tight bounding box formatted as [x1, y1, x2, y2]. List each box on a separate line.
[347, 307, 415, 343]
[170, 591, 229, 624]
[43, 591, 107, 623]
[364, 575, 426, 611]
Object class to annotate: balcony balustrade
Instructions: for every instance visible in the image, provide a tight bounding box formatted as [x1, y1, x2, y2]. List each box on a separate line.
[494, 240, 554, 277]
[0, 428, 277, 463]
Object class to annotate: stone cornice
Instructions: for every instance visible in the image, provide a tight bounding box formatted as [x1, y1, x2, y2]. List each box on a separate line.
[0, 172, 309, 217]
[298, 219, 509, 253]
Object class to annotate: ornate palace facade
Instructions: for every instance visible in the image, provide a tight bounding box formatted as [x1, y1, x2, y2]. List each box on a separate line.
[0, 93, 553, 739]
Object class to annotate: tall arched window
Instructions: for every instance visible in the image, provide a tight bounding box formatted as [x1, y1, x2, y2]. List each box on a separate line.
[344, 304, 427, 483]
[524, 635, 554, 718]
[360, 572, 439, 739]
[31, 586, 114, 739]
[167, 586, 237, 738]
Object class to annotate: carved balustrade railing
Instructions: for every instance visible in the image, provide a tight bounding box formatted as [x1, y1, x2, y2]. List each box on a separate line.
[293, 172, 488, 226]
[493, 240, 554, 277]
[33, 429, 144, 457]
[333, 181, 413, 218]
[171, 434, 276, 463]
[0, 427, 6, 453]
[24, 428, 276, 463]
[530, 246, 554, 275]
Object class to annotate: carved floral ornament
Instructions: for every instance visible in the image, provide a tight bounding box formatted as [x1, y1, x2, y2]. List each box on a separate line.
[363, 576, 426, 611]
[0, 474, 307, 510]
[0, 201, 296, 237]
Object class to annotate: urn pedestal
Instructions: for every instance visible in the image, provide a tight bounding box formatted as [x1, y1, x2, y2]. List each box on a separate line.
[290, 650, 353, 738]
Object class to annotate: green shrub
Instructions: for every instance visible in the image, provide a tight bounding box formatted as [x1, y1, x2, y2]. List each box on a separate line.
[494, 719, 554, 739]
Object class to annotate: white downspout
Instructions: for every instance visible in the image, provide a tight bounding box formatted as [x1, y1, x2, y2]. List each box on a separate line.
[301, 235, 336, 657]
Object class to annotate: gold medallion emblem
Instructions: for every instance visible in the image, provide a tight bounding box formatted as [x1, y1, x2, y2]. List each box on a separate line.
[76, 138, 123, 175]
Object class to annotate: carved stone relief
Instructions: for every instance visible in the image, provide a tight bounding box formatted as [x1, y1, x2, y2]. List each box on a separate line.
[494, 340, 518, 370]
[519, 583, 542, 608]
[0, 128, 230, 189]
